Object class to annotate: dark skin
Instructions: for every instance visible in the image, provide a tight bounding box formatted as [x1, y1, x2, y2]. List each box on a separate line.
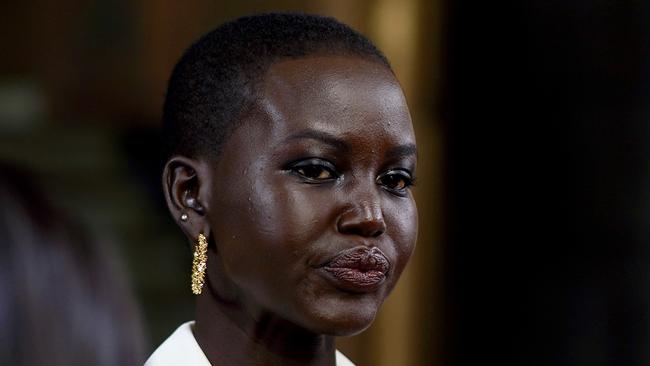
[163, 56, 418, 366]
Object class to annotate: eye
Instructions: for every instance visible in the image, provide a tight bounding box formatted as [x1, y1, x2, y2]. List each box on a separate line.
[287, 158, 340, 182]
[377, 169, 415, 195]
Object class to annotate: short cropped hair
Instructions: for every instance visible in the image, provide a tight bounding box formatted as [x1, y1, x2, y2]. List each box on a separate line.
[162, 13, 391, 161]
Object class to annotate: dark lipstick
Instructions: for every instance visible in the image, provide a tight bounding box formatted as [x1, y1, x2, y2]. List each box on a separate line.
[319, 246, 390, 293]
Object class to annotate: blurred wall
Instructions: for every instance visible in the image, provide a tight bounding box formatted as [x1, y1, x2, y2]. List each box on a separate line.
[0, 1, 441, 366]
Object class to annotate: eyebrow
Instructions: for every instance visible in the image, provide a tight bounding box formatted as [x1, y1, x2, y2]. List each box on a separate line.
[386, 144, 418, 160]
[285, 129, 350, 151]
[285, 128, 417, 159]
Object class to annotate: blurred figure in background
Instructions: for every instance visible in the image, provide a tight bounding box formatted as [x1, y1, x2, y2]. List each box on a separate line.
[0, 163, 145, 365]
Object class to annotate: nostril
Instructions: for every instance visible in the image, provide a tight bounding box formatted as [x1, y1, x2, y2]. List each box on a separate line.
[368, 219, 386, 238]
[337, 209, 386, 238]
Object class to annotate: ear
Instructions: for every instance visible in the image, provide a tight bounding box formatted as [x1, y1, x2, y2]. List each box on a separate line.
[162, 156, 212, 244]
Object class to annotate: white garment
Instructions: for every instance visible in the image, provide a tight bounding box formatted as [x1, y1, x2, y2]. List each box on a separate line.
[145, 321, 355, 366]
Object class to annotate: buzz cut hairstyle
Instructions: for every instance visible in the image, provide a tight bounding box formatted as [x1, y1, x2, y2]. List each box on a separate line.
[162, 12, 391, 162]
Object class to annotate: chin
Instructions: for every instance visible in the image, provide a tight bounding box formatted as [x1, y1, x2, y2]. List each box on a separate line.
[297, 292, 384, 336]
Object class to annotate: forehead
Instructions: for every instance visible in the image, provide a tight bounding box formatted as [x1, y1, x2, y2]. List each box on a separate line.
[251, 56, 415, 146]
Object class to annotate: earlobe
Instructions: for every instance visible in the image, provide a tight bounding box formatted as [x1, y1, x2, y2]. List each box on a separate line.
[162, 156, 211, 240]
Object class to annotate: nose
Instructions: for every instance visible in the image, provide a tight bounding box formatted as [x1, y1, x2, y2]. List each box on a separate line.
[336, 199, 386, 238]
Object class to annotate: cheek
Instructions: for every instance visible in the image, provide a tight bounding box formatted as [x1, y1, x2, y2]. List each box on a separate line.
[213, 172, 329, 292]
[254, 183, 323, 249]
[249, 178, 326, 248]
[386, 197, 418, 277]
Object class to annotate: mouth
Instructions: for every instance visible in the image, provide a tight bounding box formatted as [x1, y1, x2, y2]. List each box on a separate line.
[316, 246, 390, 293]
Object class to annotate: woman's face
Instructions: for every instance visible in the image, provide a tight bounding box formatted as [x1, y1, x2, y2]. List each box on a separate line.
[204, 56, 417, 336]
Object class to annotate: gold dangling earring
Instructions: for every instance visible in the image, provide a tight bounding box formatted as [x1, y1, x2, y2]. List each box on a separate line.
[191, 233, 208, 295]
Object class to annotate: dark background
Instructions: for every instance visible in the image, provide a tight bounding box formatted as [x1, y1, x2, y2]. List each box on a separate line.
[442, 1, 650, 365]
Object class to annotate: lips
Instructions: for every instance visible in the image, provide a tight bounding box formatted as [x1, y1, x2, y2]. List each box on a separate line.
[317, 246, 390, 293]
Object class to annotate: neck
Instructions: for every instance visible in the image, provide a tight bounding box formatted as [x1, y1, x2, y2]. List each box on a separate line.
[194, 276, 337, 366]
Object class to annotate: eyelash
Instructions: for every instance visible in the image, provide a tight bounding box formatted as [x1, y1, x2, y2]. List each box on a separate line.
[286, 159, 416, 195]
[376, 169, 416, 195]
[286, 158, 340, 183]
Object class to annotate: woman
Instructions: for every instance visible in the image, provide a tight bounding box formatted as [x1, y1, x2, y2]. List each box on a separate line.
[147, 13, 418, 366]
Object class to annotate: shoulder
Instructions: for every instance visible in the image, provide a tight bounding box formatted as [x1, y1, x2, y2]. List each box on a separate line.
[144, 321, 211, 366]
[335, 350, 356, 366]
[145, 321, 355, 366]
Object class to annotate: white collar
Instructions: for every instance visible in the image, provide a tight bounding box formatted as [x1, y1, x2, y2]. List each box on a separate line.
[145, 321, 355, 366]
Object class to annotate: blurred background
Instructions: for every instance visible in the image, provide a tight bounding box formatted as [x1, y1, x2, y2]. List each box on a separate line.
[0, 1, 648, 366]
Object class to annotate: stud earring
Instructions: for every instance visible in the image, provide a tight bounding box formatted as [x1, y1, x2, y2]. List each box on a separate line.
[180, 213, 188, 221]
[191, 233, 208, 295]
